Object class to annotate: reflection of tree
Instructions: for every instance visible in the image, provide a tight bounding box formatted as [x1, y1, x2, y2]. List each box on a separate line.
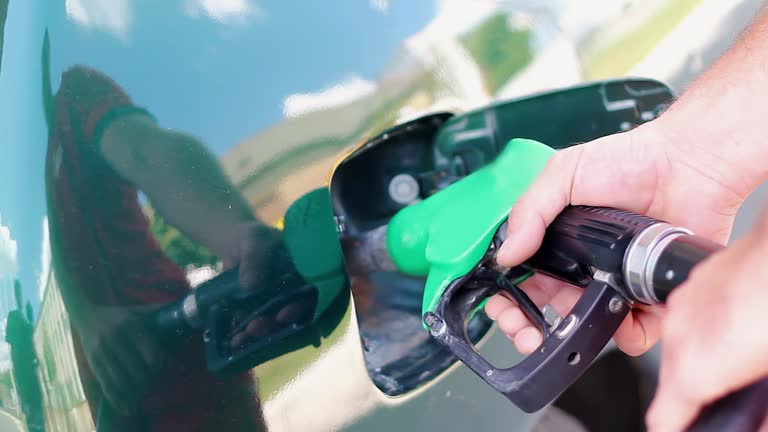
[0, 0, 8, 74]
[462, 13, 533, 93]
[146, 205, 219, 270]
[6, 303, 45, 431]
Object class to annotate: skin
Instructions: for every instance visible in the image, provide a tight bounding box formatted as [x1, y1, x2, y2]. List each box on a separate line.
[486, 4, 768, 431]
[100, 112, 276, 277]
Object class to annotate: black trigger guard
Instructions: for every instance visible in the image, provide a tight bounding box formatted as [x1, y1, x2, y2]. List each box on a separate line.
[494, 270, 552, 339]
[468, 268, 551, 338]
[426, 275, 631, 413]
[203, 284, 321, 376]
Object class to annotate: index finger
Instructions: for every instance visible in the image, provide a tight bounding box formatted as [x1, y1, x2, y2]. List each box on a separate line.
[497, 147, 582, 267]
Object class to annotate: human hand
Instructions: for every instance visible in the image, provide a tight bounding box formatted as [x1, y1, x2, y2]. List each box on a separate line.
[73, 305, 165, 416]
[644, 210, 768, 432]
[220, 221, 282, 290]
[485, 121, 748, 356]
[219, 221, 314, 349]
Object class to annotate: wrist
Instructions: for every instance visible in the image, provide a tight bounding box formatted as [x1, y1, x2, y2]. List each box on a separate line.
[218, 221, 281, 267]
[646, 25, 768, 196]
[648, 109, 764, 200]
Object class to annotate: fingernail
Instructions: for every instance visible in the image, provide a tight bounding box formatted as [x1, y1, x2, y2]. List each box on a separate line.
[497, 239, 513, 260]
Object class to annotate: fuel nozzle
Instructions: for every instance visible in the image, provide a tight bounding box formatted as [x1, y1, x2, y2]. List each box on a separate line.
[520, 206, 723, 306]
[339, 225, 398, 275]
[623, 222, 720, 304]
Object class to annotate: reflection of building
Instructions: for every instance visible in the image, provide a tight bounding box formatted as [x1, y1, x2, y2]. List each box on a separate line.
[0, 368, 19, 417]
[32, 271, 93, 432]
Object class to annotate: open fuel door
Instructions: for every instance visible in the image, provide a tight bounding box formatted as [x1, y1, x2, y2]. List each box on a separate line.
[328, 77, 675, 397]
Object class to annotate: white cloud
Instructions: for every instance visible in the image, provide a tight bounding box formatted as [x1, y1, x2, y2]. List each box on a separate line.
[37, 218, 51, 301]
[0, 344, 8, 372]
[185, 0, 265, 25]
[420, 0, 497, 40]
[282, 75, 378, 118]
[65, 0, 133, 41]
[0, 214, 17, 278]
[370, 0, 390, 13]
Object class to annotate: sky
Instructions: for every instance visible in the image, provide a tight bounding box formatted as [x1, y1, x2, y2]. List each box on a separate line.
[0, 0, 48, 319]
[49, 0, 436, 156]
[0, 0, 437, 321]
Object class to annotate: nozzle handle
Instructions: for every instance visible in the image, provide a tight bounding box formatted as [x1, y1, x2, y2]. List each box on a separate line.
[526, 205, 766, 431]
[687, 378, 768, 432]
[430, 205, 768, 429]
[151, 265, 242, 337]
[523, 205, 725, 305]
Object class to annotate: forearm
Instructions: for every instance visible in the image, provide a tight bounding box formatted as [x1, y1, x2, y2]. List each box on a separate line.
[141, 133, 259, 258]
[101, 115, 261, 260]
[652, 5, 768, 196]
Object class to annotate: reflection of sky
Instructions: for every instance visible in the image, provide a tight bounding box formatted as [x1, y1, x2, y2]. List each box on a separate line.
[0, 0, 47, 318]
[50, 0, 435, 156]
[1, 0, 435, 320]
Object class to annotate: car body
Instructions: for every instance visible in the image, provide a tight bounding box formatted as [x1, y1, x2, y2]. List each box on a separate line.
[0, 1, 764, 431]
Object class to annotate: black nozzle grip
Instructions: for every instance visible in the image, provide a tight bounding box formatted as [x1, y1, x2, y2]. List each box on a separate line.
[429, 271, 630, 413]
[150, 266, 242, 338]
[688, 378, 768, 432]
[153, 301, 191, 339]
[651, 234, 723, 303]
[525, 206, 658, 286]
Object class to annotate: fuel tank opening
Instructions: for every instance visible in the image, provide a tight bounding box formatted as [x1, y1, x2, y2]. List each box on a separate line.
[329, 113, 494, 396]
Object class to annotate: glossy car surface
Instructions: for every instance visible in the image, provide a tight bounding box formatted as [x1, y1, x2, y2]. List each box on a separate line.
[0, 1, 764, 431]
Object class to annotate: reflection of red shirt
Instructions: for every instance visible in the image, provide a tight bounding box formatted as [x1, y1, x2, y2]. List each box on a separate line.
[44, 66, 264, 431]
[45, 66, 190, 306]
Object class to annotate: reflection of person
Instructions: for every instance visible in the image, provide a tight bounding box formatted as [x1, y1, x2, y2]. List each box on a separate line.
[486, 7, 768, 432]
[43, 60, 274, 430]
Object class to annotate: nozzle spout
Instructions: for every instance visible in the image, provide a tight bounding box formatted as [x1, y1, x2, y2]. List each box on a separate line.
[340, 225, 398, 275]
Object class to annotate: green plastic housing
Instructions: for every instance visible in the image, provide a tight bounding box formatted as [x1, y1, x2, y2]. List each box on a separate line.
[283, 187, 348, 320]
[385, 138, 555, 320]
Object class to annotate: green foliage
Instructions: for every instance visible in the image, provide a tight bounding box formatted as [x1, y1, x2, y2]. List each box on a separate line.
[0, 370, 11, 388]
[147, 207, 220, 270]
[584, 0, 703, 79]
[13, 280, 21, 312]
[462, 13, 533, 94]
[25, 302, 33, 324]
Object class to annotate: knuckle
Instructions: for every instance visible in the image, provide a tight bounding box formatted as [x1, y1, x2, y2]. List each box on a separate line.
[549, 147, 570, 166]
[497, 307, 525, 334]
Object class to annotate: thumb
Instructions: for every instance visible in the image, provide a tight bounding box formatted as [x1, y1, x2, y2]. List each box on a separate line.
[497, 146, 583, 267]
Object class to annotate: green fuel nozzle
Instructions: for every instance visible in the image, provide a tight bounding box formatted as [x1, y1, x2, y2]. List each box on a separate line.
[384, 138, 554, 319]
[344, 137, 766, 428]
